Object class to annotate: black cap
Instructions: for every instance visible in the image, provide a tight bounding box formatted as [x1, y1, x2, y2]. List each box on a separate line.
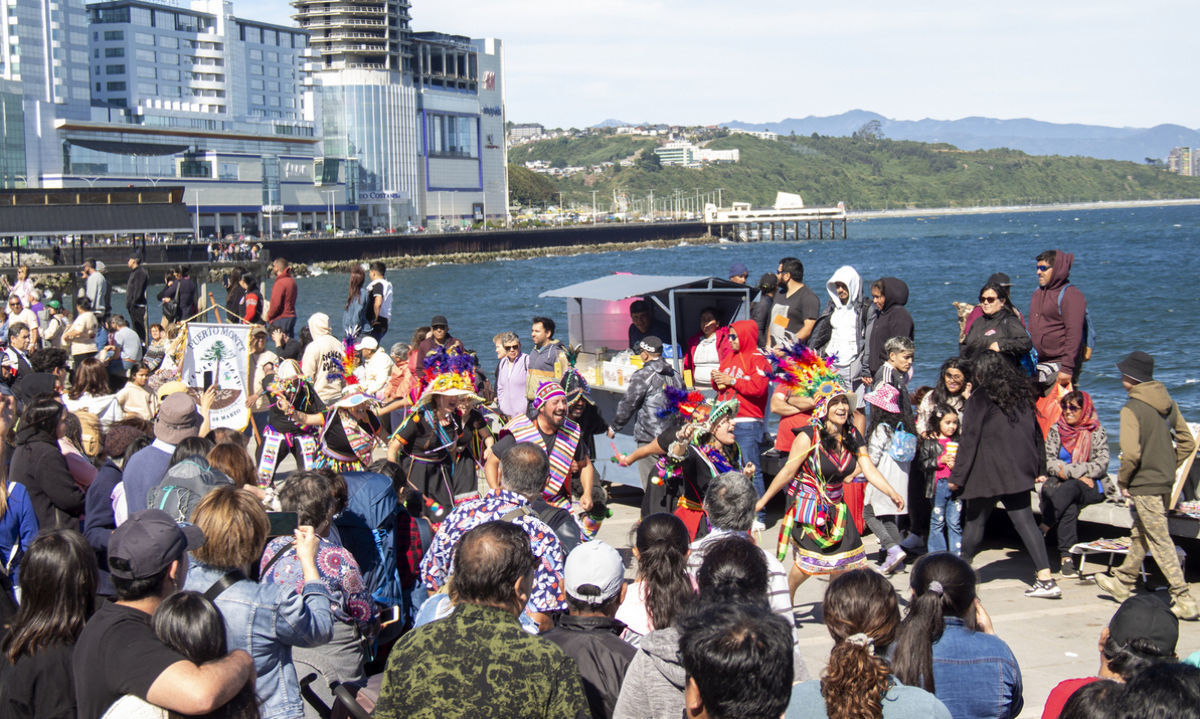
[108, 509, 205, 580]
[1109, 594, 1178, 656]
[986, 272, 1013, 288]
[430, 315, 448, 328]
[1117, 351, 1154, 383]
[636, 336, 663, 354]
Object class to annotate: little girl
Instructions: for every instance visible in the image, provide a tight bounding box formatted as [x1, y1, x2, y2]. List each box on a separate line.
[863, 383, 913, 574]
[920, 403, 962, 555]
[116, 363, 157, 421]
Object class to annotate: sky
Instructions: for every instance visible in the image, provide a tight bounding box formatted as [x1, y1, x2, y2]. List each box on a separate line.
[243, 0, 1200, 130]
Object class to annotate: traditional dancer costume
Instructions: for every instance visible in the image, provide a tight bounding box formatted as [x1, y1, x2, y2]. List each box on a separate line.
[316, 390, 382, 473]
[771, 343, 870, 575]
[499, 382, 583, 510]
[656, 389, 743, 540]
[257, 359, 323, 487]
[560, 365, 610, 538]
[390, 349, 486, 525]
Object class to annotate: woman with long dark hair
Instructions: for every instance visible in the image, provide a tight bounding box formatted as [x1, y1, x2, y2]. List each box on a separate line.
[342, 264, 367, 339]
[10, 398, 84, 530]
[916, 358, 971, 437]
[0, 529, 98, 719]
[614, 513, 694, 646]
[788, 569, 948, 719]
[65, 357, 121, 430]
[892, 553, 1023, 719]
[950, 350, 1058, 598]
[238, 274, 263, 325]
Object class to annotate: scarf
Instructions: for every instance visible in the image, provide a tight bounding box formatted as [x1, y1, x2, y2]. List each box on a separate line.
[1056, 391, 1099, 464]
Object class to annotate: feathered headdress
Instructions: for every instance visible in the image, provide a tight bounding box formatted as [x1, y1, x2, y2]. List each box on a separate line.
[770, 341, 854, 420]
[340, 335, 360, 386]
[559, 345, 593, 405]
[658, 386, 739, 444]
[415, 346, 481, 406]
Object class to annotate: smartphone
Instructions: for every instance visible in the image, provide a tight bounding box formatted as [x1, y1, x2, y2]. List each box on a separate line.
[202, 370, 214, 390]
[266, 511, 299, 537]
[380, 605, 403, 627]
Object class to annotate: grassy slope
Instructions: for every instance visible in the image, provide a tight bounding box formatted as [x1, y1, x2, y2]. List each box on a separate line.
[513, 134, 1200, 210]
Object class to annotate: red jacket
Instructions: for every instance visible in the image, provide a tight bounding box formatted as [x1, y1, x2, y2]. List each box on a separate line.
[715, 320, 770, 420]
[683, 326, 733, 375]
[266, 268, 298, 323]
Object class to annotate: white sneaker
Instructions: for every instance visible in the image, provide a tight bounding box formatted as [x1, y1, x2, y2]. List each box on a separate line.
[1024, 579, 1062, 599]
[752, 520, 767, 533]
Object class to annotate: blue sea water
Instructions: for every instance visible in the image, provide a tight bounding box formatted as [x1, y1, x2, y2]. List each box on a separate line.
[267, 204, 1199, 431]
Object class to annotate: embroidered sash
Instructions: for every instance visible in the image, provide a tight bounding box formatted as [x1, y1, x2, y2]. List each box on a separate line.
[504, 414, 581, 507]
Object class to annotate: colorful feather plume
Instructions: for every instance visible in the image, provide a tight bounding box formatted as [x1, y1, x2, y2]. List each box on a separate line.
[657, 386, 707, 418]
[769, 341, 841, 397]
[341, 335, 360, 385]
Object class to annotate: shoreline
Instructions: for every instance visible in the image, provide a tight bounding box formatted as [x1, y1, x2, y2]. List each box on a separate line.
[847, 197, 1200, 220]
[312, 235, 720, 273]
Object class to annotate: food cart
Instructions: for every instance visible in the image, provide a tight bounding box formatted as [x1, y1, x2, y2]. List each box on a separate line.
[539, 274, 753, 487]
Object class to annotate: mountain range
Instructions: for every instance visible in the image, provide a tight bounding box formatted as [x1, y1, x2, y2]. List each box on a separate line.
[718, 111, 1200, 163]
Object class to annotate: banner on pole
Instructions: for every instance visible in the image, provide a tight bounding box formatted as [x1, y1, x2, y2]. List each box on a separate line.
[182, 322, 251, 431]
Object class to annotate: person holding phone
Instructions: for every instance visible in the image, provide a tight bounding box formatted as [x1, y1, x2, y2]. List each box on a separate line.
[183, 485, 334, 719]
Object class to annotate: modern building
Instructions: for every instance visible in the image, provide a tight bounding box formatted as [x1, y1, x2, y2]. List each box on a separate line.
[412, 32, 506, 228]
[509, 122, 544, 142]
[1168, 146, 1194, 176]
[654, 141, 738, 167]
[296, 0, 421, 229]
[86, 0, 309, 121]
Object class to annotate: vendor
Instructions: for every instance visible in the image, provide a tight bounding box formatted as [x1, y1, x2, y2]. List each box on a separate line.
[628, 299, 671, 350]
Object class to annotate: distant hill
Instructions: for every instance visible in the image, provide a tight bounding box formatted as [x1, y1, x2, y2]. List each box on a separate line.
[722, 111, 1200, 163]
[513, 132, 1200, 210]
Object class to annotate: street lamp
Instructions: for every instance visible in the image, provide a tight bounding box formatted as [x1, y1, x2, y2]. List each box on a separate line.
[323, 189, 337, 234]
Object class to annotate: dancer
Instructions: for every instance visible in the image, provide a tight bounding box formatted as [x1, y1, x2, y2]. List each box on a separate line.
[316, 389, 382, 472]
[256, 359, 324, 487]
[757, 343, 905, 601]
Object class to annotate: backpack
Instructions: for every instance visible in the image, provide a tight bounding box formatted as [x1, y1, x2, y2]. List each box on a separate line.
[1057, 284, 1096, 361]
[335, 471, 404, 605]
[73, 409, 103, 459]
[146, 459, 232, 522]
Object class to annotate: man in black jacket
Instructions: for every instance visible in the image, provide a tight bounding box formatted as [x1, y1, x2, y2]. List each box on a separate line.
[610, 336, 683, 516]
[126, 257, 149, 343]
[543, 540, 635, 719]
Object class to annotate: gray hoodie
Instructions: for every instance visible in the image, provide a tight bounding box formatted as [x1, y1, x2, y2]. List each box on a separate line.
[612, 625, 810, 719]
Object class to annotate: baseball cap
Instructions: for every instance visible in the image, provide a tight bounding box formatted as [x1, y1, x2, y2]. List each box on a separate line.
[108, 509, 205, 580]
[430, 315, 448, 327]
[729, 261, 749, 278]
[356, 336, 379, 351]
[636, 336, 663, 354]
[1108, 594, 1178, 656]
[564, 541, 625, 602]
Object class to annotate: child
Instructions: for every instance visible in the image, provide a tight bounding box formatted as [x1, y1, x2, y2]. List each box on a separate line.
[862, 382, 913, 574]
[920, 403, 962, 555]
[874, 336, 915, 420]
[116, 363, 157, 421]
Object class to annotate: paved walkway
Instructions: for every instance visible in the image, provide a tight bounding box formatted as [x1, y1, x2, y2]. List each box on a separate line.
[592, 487, 1200, 717]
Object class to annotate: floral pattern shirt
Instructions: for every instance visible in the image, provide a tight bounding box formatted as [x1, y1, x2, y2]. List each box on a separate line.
[260, 535, 375, 636]
[420, 489, 567, 613]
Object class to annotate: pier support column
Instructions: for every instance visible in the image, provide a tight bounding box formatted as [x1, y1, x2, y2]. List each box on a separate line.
[806, 221, 811, 240]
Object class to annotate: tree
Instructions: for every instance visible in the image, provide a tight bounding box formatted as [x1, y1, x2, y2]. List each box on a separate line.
[636, 149, 662, 172]
[852, 120, 884, 142]
[507, 164, 558, 207]
[201, 340, 230, 388]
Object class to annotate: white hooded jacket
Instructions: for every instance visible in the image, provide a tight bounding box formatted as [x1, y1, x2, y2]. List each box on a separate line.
[301, 312, 347, 403]
[825, 265, 863, 369]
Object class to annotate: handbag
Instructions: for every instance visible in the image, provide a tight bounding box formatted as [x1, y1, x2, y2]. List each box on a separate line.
[162, 298, 180, 323]
[888, 423, 917, 462]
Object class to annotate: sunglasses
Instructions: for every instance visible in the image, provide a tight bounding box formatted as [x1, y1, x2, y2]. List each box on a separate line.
[979, 296, 1001, 304]
[1036, 264, 1052, 272]
[1062, 404, 1083, 411]
[503, 344, 519, 350]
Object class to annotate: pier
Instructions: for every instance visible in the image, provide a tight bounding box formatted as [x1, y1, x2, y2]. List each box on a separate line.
[704, 193, 848, 242]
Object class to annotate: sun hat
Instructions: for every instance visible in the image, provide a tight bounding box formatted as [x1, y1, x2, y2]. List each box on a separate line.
[108, 509, 205, 580]
[564, 540, 625, 602]
[356, 336, 379, 352]
[864, 383, 902, 414]
[1116, 351, 1154, 384]
[154, 393, 202, 445]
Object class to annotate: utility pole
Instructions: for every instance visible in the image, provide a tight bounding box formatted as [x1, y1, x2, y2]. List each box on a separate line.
[591, 189, 597, 224]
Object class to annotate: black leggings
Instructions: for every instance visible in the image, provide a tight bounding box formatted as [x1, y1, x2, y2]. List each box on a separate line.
[961, 492, 1050, 573]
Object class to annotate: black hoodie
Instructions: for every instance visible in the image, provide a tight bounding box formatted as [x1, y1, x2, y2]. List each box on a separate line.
[867, 277, 914, 376]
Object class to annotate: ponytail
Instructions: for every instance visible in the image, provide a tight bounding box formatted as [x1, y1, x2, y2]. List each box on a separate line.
[634, 514, 693, 630]
[820, 570, 900, 719]
[892, 553, 979, 694]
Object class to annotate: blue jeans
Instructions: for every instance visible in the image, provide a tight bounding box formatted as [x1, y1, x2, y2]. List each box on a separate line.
[928, 478, 962, 555]
[732, 419, 765, 522]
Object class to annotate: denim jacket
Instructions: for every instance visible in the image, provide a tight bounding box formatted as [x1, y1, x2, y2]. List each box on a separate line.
[931, 617, 1023, 719]
[185, 560, 335, 719]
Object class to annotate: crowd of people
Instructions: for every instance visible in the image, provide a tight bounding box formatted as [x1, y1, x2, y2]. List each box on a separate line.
[0, 247, 1193, 719]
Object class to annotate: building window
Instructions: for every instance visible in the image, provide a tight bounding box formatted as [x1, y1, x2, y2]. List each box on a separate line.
[106, 64, 125, 74]
[135, 32, 154, 45]
[426, 113, 478, 158]
[136, 49, 155, 63]
[106, 81, 126, 91]
[249, 49, 262, 60]
[159, 36, 178, 49]
[103, 30, 123, 40]
[136, 65, 155, 78]
[104, 47, 124, 57]
[250, 79, 263, 90]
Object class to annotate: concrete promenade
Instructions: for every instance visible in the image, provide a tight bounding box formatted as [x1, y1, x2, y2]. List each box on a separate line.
[592, 487, 1200, 717]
